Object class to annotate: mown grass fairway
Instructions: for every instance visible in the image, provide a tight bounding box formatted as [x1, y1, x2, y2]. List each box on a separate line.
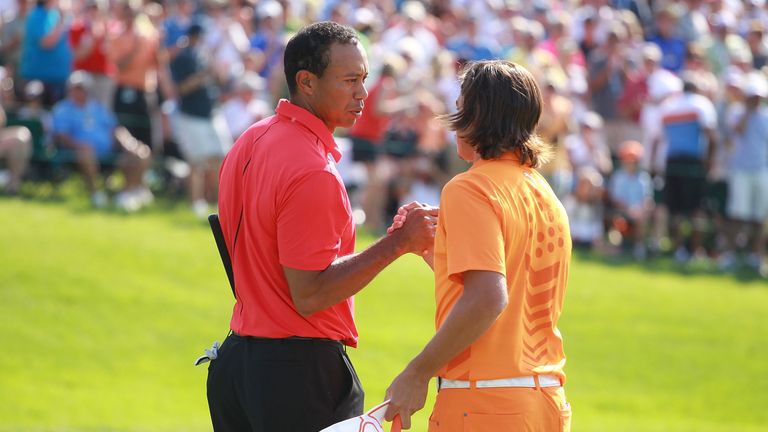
[0, 194, 766, 431]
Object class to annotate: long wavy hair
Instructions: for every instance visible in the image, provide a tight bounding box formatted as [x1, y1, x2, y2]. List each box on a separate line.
[440, 61, 551, 167]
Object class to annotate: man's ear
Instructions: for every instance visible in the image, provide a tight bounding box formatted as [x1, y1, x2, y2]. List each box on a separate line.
[295, 70, 315, 96]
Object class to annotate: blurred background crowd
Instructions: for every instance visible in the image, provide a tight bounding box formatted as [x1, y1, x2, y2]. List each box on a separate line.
[0, 0, 767, 275]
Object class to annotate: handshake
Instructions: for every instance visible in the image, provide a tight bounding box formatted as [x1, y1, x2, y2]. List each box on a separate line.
[385, 201, 439, 268]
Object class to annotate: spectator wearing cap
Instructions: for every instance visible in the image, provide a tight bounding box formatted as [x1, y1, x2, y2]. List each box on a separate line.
[655, 78, 718, 263]
[739, 0, 768, 36]
[68, 0, 116, 109]
[200, 0, 250, 83]
[170, 22, 231, 218]
[220, 73, 271, 140]
[563, 166, 606, 251]
[538, 11, 586, 68]
[616, 43, 661, 144]
[704, 11, 740, 79]
[19, 0, 73, 108]
[612, 0, 654, 36]
[719, 73, 768, 273]
[643, 69, 683, 176]
[608, 140, 654, 259]
[745, 20, 768, 69]
[588, 23, 639, 152]
[675, 0, 711, 43]
[507, 17, 562, 86]
[380, 1, 440, 69]
[565, 111, 613, 178]
[51, 71, 152, 209]
[249, 0, 287, 80]
[648, 7, 687, 73]
[640, 70, 681, 253]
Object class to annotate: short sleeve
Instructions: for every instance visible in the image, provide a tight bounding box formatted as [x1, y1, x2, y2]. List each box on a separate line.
[442, 177, 506, 282]
[277, 170, 351, 271]
[50, 104, 72, 135]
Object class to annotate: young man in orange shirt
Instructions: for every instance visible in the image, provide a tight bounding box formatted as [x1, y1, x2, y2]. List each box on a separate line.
[385, 61, 573, 431]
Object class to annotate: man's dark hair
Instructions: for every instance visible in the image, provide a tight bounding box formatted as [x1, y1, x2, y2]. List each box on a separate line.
[440, 60, 550, 167]
[283, 21, 359, 95]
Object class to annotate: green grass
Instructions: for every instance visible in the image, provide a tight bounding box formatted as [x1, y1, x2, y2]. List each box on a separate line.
[0, 192, 766, 431]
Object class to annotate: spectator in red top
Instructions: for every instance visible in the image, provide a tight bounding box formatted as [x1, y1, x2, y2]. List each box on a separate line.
[347, 53, 409, 232]
[208, 21, 437, 432]
[69, 0, 116, 108]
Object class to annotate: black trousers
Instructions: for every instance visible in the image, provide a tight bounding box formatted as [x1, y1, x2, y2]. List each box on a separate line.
[207, 333, 364, 432]
[113, 85, 154, 148]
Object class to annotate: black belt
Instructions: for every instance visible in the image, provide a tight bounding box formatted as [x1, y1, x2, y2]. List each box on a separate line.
[230, 331, 345, 349]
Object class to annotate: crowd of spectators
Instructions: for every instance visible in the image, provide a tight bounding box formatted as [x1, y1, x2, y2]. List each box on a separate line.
[0, 0, 767, 276]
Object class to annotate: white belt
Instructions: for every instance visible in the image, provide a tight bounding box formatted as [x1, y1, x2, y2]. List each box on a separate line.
[438, 375, 561, 390]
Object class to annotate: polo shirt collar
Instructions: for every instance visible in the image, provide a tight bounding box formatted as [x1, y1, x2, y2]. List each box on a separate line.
[276, 99, 342, 162]
[472, 151, 522, 169]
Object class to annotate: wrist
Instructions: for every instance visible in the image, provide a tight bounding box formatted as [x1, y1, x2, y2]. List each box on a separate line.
[384, 228, 411, 257]
[406, 357, 436, 382]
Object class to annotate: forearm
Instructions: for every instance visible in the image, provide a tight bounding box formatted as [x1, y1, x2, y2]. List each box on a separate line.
[406, 277, 507, 379]
[177, 72, 208, 95]
[40, 26, 64, 49]
[55, 133, 84, 150]
[705, 130, 717, 170]
[289, 233, 408, 316]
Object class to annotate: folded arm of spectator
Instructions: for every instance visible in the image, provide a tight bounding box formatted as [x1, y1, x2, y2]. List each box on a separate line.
[176, 70, 212, 96]
[40, 18, 66, 49]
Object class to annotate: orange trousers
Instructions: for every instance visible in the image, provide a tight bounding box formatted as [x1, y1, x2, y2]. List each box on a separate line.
[427, 385, 571, 431]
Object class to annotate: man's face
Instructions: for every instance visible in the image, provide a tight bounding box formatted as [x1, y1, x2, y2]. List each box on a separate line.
[311, 42, 369, 131]
[69, 86, 87, 105]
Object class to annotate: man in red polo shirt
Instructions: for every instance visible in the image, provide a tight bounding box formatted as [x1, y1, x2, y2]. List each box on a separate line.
[207, 21, 437, 432]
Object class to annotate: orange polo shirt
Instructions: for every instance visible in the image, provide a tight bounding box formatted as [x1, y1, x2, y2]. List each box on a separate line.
[217, 99, 358, 346]
[433, 153, 571, 382]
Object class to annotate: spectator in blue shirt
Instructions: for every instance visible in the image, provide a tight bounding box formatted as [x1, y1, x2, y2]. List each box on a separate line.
[52, 71, 152, 210]
[608, 140, 654, 259]
[648, 7, 687, 73]
[20, 0, 73, 107]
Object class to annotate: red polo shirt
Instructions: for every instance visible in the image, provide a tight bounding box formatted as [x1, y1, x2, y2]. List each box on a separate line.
[218, 99, 358, 346]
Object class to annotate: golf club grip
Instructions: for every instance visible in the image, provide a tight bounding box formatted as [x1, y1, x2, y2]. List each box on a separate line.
[391, 415, 401, 432]
[208, 214, 236, 298]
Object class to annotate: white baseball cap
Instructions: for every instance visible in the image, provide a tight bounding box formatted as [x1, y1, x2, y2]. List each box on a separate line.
[648, 70, 682, 101]
[320, 401, 401, 432]
[744, 73, 768, 98]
